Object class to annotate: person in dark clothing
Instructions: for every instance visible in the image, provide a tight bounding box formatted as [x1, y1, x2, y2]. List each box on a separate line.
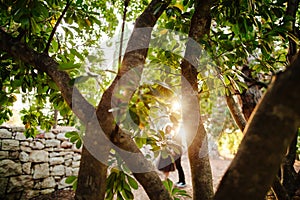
[170, 124, 186, 188]
[174, 154, 186, 187]
[157, 124, 176, 180]
[157, 124, 186, 187]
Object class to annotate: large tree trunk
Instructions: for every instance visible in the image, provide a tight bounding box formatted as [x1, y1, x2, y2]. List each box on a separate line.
[75, 115, 112, 200]
[91, 0, 172, 199]
[214, 52, 300, 200]
[230, 1, 300, 198]
[75, 146, 108, 200]
[281, 132, 298, 197]
[280, 0, 300, 198]
[180, 0, 214, 199]
[0, 0, 173, 197]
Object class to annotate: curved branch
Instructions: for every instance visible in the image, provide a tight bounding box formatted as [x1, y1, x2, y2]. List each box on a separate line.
[180, 0, 214, 199]
[1, 1, 173, 199]
[94, 0, 173, 199]
[0, 28, 95, 125]
[225, 94, 247, 131]
[44, 0, 71, 54]
[214, 52, 300, 200]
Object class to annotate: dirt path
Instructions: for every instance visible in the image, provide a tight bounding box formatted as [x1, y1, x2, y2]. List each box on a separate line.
[133, 153, 232, 199]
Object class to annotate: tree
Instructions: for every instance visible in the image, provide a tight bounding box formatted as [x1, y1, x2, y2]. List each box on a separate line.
[1, 0, 300, 200]
[211, 0, 300, 198]
[214, 52, 300, 200]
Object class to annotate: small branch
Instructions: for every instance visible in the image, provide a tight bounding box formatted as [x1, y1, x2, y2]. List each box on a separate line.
[234, 68, 268, 88]
[286, 0, 300, 63]
[225, 94, 247, 131]
[118, 0, 130, 67]
[44, 0, 71, 54]
[271, 176, 290, 200]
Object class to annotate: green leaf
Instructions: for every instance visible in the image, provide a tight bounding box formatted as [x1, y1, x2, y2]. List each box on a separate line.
[70, 48, 85, 61]
[76, 139, 82, 149]
[70, 136, 79, 143]
[65, 131, 77, 138]
[122, 181, 131, 192]
[65, 176, 77, 184]
[76, 0, 83, 5]
[223, 75, 230, 86]
[127, 175, 138, 190]
[73, 179, 78, 190]
[121, 189, 134, 200]
[105, 190, 114, 200]
[106, 172, 117, 192]
[58, 62, 81, 70]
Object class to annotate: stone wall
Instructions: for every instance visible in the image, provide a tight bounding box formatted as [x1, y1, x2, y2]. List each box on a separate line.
[0, 126, 82, 200]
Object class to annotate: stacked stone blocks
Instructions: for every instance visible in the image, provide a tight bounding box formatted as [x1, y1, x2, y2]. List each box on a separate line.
[0, 126, 82, 200]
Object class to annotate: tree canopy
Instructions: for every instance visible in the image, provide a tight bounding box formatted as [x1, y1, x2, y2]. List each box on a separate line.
[1, 0, 300, 199]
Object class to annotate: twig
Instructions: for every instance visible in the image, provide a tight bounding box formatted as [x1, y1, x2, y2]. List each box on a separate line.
[44, 0, 71, 54]
[118, 0, 130, 68]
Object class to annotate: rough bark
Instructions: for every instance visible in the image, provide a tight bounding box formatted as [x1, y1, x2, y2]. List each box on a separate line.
[0, 28, 108, 199]
[281, 132, 298, 197]
[0, 0, 173, 198]
[240, 65, 263, 121]
[281, 0, 300, 197]
[214, 52, 300, 200]
[75, 145, 108, 200]
[180, 0, 214, 199]
[271, 176, 290, 200]
[286, 0, 299, 63]
[92, 0, 172, 199]
[225, 95, 247, 131]
[236, 65, 290, 199]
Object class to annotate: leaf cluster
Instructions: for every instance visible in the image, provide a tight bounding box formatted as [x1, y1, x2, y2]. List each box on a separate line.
[209, 0, 297, 95]
[105, 169, 138, 200]
[163, 178, 191, 200]
[65, 131, 82, 149]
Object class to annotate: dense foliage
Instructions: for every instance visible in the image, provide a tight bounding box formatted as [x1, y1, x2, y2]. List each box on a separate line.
[1, 0, 299, 199]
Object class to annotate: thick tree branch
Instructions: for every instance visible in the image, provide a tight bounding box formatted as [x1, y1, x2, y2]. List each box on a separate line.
[213, 63, 248, 132]
[225, 94, 247, 131]
[0, 28, 108, 199]
[286, 0, 299, 63]
[180, 0, 214, 199]
[0, 28, 95, 125]
[44, 0, 71, 54]
[91, 0, 173, 199]
[214, 52, 300, 200]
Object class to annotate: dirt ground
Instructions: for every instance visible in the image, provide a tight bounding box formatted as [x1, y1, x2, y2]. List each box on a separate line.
[31, 153, 232, 200]
[32, 155, 300, 200]
[133, 153, 232, 199]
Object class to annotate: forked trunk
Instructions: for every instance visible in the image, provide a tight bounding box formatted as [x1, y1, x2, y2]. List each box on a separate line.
[180, 0, 214, 199]
[214, 53, 300, 200]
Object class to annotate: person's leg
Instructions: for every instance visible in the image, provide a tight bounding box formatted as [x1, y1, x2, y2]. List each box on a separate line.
[175, 156, 185, 185]
[164, 171, 170, 180]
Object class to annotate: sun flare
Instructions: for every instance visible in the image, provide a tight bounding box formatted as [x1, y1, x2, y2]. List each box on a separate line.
[172, 101, 181, 112]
